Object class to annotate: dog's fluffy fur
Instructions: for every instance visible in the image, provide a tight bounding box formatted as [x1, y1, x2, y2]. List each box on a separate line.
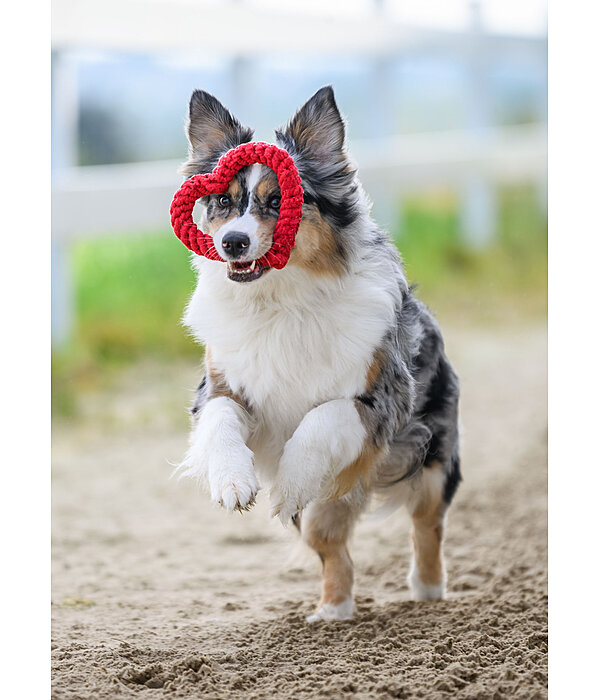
[177, 86, 461, 621]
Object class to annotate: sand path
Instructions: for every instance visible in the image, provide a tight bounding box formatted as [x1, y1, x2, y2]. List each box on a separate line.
[52, 323, 547, 699]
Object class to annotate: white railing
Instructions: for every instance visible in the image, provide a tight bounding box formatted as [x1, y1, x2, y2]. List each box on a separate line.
[52, 124, 547, 240]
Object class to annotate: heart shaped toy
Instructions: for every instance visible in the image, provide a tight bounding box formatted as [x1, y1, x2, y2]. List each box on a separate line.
[170, 142, 304, 270]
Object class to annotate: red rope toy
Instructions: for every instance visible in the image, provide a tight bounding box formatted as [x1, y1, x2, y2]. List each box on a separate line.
[170, 142, 304, 270]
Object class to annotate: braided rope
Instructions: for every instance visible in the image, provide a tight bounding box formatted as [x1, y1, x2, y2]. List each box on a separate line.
[170, 142, 304, 270]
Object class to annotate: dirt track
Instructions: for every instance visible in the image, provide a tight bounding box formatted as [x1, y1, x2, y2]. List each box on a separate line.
[52, 323, 547, 699]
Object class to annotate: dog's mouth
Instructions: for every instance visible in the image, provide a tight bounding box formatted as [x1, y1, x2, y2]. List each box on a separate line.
[226, 260, 270, 283]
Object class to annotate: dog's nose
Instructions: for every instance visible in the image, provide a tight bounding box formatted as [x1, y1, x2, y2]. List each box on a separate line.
[221, 232, 250, 259]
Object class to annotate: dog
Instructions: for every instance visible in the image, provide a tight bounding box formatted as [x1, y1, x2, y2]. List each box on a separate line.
[177, 86, 461, 622]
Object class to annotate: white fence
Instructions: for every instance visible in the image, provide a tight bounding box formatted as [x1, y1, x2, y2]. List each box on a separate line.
[52, 124, 547, 242]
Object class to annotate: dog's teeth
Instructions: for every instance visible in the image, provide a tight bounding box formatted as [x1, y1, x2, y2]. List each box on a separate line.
[227, 261, 258, 277]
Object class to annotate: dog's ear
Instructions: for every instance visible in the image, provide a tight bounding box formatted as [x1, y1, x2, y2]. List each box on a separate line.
[278, 86, 346, 163]
[181, 91, 253, 175]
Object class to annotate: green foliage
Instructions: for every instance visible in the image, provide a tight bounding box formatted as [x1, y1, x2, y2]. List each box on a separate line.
[395, 185, 547, 322]
[73, 231, 198, 361]
[52, 232, 198, 419]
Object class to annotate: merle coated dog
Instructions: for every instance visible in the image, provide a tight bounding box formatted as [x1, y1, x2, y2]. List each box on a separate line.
[177, 86, 461, 621]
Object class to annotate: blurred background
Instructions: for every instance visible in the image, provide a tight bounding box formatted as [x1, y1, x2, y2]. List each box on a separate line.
[51, 0, 547, 424]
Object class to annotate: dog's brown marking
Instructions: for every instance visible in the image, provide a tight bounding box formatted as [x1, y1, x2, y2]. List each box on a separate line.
[410, 463, 447, 586]
[303, 501, 356, 607]
[319, 544, 353, 606]
[329, 361, 389, 498]
[365, 348, 386, 392]
[289, 206, 346, 277]
[255, 171, 279, 201]
[330, 444, 383, 500]
[205, 348, 248, 411]
[226, 177, 242, 199]
[412, 511, 444, 586]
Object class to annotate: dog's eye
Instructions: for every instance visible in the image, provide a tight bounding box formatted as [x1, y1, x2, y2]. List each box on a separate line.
[269, 196, 281, 209]
[218, 194, 230, 207]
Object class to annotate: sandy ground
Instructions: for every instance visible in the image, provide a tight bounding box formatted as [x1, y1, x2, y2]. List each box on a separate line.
[52, 323, 547, 699]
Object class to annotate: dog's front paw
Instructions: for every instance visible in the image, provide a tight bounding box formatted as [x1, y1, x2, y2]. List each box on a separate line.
[208, 445, 260, 512]
[270, 442, 324, 524]
[178, 440, 259, 512]
[212, 472, 260, 512]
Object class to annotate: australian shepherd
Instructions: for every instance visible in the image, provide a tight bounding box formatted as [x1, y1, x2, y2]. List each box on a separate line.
[177, 86, 461, 622]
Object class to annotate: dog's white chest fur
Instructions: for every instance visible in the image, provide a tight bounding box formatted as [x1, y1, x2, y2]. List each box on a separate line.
[184, 258, 396, 478]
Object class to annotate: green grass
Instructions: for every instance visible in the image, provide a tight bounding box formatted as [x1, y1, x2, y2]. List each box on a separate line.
[52, 185, 546, 418]
[52, 232, 198, 418]
[73, 230, 198, 360]
[395, 185, 547, 322]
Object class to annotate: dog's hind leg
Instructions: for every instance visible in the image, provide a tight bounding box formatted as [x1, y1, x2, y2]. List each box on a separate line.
[406, 457, 459, 600]
[299, 497, 362, 622]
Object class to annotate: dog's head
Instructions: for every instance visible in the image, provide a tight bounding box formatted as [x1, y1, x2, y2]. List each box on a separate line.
[180, 86, 360, 284]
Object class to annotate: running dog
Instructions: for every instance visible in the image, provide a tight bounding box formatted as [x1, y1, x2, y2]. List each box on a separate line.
[177, 86, 461, 622]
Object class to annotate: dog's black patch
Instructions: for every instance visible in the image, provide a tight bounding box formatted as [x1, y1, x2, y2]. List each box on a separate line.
[423, 429, 443, 467]
[302, 187, 359, 230]
[421, 358, 452, 416]
[356, 393, 376, 409]
[237, 169, 250, 215]
[443, 453, 462, 504]
[414, 327, 441, 372]
[190, 375, 207, 416]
